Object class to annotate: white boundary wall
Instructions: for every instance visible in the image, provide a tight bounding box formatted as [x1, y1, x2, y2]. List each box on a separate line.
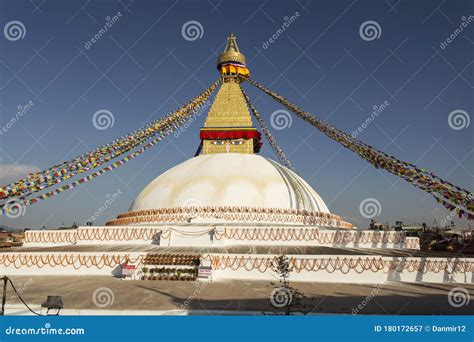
[0, 251, 471, 284]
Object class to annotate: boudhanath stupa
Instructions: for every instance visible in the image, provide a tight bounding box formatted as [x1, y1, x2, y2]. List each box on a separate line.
[1, 34, 472, 315]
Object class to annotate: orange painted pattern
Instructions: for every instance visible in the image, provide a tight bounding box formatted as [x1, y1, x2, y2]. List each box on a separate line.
[24, 228, 162, 243]
[107, 206, 353, 228]
[0, 254, 141, 270]
[1, 253, 469, 276]
[205, 255, 473, 274]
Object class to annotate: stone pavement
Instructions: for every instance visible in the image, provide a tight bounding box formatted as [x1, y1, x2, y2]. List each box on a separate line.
[4, 275, 473, 315]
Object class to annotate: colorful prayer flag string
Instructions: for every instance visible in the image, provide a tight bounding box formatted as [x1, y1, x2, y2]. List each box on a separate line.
[0, 81, 220, 215]
[249, 79, 474, 218]
[241, 86, 295, 172]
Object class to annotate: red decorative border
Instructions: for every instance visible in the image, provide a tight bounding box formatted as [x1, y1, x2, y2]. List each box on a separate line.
[199, 129, 261, 140]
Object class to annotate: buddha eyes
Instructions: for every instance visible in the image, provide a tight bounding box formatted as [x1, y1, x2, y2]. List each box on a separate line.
[211, 140, 245, 145]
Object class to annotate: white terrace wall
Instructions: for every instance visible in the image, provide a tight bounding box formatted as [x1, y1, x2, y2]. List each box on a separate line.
[207, 254, 473, 284]
[22, 226, 420, 250]
[0, 251, 471, 284]
[0, 252, 143, 277]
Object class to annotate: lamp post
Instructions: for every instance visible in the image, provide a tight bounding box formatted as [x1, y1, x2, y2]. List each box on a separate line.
[1, 276, 8, 316]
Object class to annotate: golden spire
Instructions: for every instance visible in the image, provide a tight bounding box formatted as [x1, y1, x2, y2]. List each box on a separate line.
[199, 34, 260, 155]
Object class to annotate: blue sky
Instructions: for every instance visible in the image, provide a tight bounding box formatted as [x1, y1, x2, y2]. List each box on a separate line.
[0, 0, 472, 229]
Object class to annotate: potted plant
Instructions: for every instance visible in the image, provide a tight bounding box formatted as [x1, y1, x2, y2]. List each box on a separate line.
[141, 267, 149, 280]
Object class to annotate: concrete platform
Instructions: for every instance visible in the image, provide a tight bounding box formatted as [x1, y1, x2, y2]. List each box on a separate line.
[3, 275, 473, 315]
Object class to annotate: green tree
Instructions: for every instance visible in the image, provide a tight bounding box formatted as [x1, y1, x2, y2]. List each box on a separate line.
[270, 255, 307, 315]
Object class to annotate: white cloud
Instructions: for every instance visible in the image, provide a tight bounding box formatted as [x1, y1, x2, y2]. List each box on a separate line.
[0, 164, 41, 185]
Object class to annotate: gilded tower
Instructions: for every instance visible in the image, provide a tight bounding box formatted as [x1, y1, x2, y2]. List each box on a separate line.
[199, 34, 262, 154]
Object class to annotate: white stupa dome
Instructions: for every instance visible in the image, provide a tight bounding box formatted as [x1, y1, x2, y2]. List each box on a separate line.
[107, 153, 352, 228]
[129, 153, 330, 213]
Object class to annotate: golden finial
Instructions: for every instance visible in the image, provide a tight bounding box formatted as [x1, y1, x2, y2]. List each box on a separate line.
[216, 33, 250, 79]
[217, 33, 247, 68]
